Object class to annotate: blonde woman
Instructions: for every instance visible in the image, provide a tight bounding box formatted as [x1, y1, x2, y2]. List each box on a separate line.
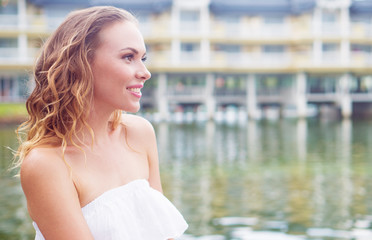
[16, 6, 188, 240]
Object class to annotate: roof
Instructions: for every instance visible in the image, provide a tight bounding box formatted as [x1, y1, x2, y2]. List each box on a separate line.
[209, 0, 316, 15]
[28, 0, 172, 12]
[350, 0, 372, 13]
[89, 0, 172, 13]
[27, 0, 372, 14]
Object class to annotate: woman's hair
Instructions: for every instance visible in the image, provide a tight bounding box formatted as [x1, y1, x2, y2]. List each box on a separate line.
[15, 6, 138, 168]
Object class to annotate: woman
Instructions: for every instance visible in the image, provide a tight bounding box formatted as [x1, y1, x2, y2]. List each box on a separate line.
[16, 6, 188, 240]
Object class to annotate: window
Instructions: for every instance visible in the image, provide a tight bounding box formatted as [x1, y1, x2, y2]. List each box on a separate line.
[181, 43, 199, 52]
[322, 43, 338, 52]
[0, 1, 17, 14]
[351, 44, 372, 53]
[263, 45, 285, 53]
[322, 11, 337, 23]
[351, 14, 372, 24]
[180, 10, 200, 22]
[0, 38, 17, 48]
[215, 44, 240, 53]
[263, 15, 285, 24]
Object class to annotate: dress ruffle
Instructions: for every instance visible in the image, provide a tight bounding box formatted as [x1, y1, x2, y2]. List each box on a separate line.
[33, 179, 188, 240]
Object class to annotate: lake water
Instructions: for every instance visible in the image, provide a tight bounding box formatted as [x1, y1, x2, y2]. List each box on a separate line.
[1, 119, 372, 240]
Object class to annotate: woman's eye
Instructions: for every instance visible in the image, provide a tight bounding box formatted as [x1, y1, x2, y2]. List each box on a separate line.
[141, 56, 147, 62]
[123, 54, 134, 61]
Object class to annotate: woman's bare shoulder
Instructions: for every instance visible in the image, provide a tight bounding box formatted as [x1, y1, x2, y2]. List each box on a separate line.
[21, 147, 64, 176]
[20, 147, 71, 197]
[120, 114, 157, 152]
[20, 146, 92, 238]
[121, 113, 155, 135]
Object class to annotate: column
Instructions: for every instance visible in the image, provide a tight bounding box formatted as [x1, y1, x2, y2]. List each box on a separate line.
[200, 39, 210, 65]
[313, 39, 322, 65]
[157, 73, 169, 121]
[18, 0, 28, 62]
[246, 74, 259, 120]
[340, 39, 350, 66]
[296, 72, 307, 118]
[338, 73, 352, 118]
[170, 1, 180, 36]
[12, 75, 19, 101]
[200, 1, 210, 37]
[312, 7, 322, 65]
[17, 0, 27, 30]
[171, 39, 181, 66]
[312, 7, 322, 37]
[205, 73, 215, 120]
[18, 34, 28, 63]
[340, 7, 350, 37]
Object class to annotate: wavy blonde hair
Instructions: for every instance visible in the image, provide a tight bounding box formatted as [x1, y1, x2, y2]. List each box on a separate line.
[15, 6, 138, 168]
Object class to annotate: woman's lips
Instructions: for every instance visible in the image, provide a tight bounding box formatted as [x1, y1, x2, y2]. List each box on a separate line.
[127, 85, 143, 98]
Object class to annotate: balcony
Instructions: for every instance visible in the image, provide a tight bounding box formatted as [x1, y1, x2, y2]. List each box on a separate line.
[167, 85, 206, 102]
[140, 20, 171, 38]
[0, 15, 18, 29]
[0, 47, 38, 66]
[146, 48, 372, 70]
[0, 13, 64, 33]
[321, 51, 342, 65]
[179, 51, 201, 65]
[179, 22, 201, 36]
[260, 24, 292, 39]
[322, 23, 341, 37]
[0, 48, 18, 61]
[350, 52, 372, 67]
[210, 21, 294, 40]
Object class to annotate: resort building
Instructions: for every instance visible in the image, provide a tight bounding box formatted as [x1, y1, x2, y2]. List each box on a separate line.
[1, 0, 372, 121]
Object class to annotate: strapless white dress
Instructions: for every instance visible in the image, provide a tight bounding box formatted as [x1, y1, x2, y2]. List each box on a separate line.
[32, 179, 188, 240]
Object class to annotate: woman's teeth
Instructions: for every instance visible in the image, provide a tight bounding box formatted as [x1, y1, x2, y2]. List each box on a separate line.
[127, 88, 140, 93]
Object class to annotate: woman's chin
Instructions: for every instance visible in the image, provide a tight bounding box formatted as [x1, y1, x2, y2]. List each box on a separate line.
[123, 106, 141, 113]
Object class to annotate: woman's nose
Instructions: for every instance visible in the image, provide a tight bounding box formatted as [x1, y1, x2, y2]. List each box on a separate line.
[136, 65, 151, 81]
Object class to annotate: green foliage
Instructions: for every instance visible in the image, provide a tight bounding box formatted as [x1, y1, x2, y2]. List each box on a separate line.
[0, 103, 27, 119]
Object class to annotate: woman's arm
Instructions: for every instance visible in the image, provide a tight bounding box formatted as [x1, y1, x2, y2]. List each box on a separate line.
[139, 118, 174, 240]
[144, 120, 163, 193]
[21, 148, 94, 240]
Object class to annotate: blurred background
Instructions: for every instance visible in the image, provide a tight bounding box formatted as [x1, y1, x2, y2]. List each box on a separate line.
[1, 0, 372, 239]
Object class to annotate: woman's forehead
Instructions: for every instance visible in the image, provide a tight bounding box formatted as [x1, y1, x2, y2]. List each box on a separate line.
[98, 21, 146, 51]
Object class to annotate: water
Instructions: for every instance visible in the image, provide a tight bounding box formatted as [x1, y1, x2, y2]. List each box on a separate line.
[1, 119, 372, 240]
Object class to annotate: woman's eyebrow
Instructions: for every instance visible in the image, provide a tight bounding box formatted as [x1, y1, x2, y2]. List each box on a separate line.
[120, 47, 147, 58]
[120, 47, 139, 54]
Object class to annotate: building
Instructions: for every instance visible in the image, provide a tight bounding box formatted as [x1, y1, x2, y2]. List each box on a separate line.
[1, 0, 372, 121]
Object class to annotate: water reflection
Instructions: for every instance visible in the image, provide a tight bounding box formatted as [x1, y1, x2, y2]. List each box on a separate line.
[157, 119, 372, 239]
[0, 126, 34, 240]
[1, 120, 372, 239]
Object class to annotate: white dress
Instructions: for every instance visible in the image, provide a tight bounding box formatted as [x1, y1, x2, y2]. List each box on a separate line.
[32, 179, 188, 240]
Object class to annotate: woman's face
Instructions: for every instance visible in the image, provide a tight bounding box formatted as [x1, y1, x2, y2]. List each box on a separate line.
[91, 20, 151, 114]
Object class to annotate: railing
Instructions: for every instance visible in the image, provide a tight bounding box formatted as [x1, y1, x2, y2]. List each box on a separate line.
[258, 53, 292, 67]
[179, 51, 201, 65]
[179, 22, 200, 35]
[0, 15, 18, 28]
[214, 89, 246, 96]
[322, 23, 341, 36]
[0, 14, 64, 31]
[261, 24, 291, 38]
[321, 52, 342, 65]
[167, 86, 206, 96]
[350, 52, 372, 66]
[0, 47, 39, 65]
[0, 48, 18, 59]
[139, 20, 171, 37]
[209, 52, 292, 68]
